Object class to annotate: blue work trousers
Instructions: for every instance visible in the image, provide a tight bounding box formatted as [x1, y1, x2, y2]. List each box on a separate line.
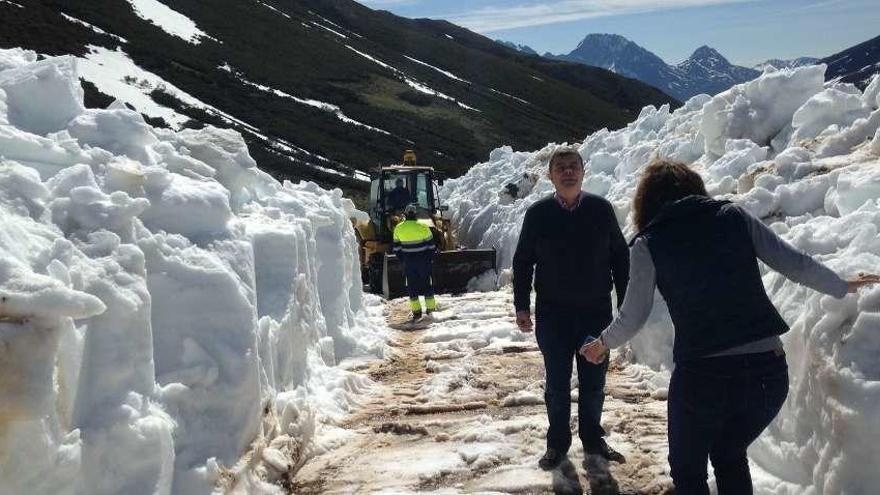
[668, 350, 789, 495]
[401, 252, 434, 299]
[535, 304, 611, 453]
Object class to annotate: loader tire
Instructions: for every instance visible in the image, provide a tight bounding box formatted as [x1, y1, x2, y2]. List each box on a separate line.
[368, 253, 384, 294]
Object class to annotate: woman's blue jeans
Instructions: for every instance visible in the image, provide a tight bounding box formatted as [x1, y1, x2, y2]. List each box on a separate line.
[668, 349, 789, 495]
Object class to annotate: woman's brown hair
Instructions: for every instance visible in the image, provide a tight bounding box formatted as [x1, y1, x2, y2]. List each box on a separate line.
[633, 159, 708, 231]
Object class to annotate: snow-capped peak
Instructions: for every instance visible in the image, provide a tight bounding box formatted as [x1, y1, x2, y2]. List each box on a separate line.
[686, 45, 729, 67]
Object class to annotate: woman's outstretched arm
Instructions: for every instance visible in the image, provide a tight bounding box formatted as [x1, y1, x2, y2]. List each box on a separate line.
[737, 205, 880, 295]
[737, 206, 848, 297]
[580, 237, 656, 357]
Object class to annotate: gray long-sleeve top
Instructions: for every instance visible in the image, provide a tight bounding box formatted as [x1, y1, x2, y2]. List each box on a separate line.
[599, 206, 849, 356]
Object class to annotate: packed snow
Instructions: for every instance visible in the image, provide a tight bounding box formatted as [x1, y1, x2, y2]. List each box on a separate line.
[0, 48, 389, 494]
[126, 0, 211, 44]
[440, 65, 880, 493]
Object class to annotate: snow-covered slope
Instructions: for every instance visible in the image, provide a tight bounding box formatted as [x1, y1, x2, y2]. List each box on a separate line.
[441, 65, 880, 493]
[125, 0, 211, 44]
[822, 34, 880, 88]
[0, 48, 388, 494]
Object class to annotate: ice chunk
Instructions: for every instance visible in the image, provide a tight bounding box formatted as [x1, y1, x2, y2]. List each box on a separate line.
[0, 56, 84, 135]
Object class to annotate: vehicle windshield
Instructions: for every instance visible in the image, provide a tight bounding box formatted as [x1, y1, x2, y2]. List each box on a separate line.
[382, 172, 431, 211]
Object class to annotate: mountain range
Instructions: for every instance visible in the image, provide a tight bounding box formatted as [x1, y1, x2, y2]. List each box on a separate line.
[0, 0, 675, 200]
[545, 34, 760, 101]
[522, 32, 880, 100]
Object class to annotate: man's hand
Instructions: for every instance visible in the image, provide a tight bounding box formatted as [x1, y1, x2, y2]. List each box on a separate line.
[579, 338, 609, 364]
[848, 272, 880, 293]
[516, 310, 533, 332]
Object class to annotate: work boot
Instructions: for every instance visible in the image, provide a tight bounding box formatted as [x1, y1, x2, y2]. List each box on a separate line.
[584, 439, 626, 464]
[538, 448, 565, 470]
[411, 309, 423, 321]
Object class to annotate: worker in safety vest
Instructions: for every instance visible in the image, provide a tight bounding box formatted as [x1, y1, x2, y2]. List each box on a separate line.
[392, 204, 437, 320]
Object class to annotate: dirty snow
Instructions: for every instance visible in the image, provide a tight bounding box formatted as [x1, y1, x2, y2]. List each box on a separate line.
[293, 292, 672, 494]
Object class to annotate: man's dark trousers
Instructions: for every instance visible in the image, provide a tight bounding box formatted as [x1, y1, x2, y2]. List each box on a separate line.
[402, 252, 434, 299]
[535, 303, 611, 454]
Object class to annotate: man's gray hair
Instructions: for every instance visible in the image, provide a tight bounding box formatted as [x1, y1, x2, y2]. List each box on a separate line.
[548, 147, 584, 169]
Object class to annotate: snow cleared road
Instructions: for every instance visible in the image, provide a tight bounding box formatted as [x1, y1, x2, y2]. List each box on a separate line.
[292, 291, 673, 494]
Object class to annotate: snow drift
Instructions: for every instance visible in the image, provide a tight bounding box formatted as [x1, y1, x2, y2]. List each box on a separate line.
[0, 48, 387, 495]
[441, 66, 880, 494]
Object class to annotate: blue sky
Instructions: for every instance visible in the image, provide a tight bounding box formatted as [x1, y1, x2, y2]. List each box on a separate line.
[356, 0, 880, 66]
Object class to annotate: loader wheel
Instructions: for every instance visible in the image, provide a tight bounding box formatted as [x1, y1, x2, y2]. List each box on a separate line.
[368, 253, 384, 294]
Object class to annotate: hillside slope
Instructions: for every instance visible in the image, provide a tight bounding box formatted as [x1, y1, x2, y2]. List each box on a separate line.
[823, 34, 880, 88]
[0, 0, 676, 196]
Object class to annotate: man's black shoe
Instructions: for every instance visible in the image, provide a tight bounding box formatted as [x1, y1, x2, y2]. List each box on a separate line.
[538, 448, 565, 470]
[585, 439, 626, 463]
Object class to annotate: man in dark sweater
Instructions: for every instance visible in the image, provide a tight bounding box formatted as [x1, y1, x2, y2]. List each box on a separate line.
[513, 147, 630, 470]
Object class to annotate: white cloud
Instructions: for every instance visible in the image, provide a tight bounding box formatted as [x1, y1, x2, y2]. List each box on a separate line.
[442, 0, 759, 33]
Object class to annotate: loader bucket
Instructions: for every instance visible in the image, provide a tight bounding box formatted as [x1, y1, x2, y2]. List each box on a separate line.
[382, 249, 497, 300]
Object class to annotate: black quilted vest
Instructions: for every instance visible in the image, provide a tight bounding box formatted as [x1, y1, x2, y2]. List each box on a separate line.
[639, 196, 788, 362]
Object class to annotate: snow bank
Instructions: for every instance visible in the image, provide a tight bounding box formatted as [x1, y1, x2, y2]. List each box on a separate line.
[442, 66, 880, 493]
[0, 49, 387, 494]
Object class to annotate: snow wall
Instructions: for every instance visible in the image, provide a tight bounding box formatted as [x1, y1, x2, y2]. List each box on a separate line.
[0, 49, 388, 494]
[441, 65, 880, 494]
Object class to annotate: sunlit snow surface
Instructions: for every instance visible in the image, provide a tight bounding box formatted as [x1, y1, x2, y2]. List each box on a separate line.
[126, 0, 211, 44]
[0, 49, 388, 494]
[441, 65, 880, 493]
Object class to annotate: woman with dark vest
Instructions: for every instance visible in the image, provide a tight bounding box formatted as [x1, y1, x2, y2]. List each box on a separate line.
[579, 160, 879, 495]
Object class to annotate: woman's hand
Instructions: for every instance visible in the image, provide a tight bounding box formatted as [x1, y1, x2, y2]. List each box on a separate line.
[515, 310, 533, 333]
[847, 273, 880, 293]
[579, 338, 609, 364]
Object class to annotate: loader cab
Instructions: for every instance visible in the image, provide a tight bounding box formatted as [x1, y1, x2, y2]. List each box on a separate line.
[369, 167, 442, 237]
[359, 163, 494, 299]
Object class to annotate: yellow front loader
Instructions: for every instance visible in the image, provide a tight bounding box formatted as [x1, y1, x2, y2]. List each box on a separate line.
[353, 152, 496, 299]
